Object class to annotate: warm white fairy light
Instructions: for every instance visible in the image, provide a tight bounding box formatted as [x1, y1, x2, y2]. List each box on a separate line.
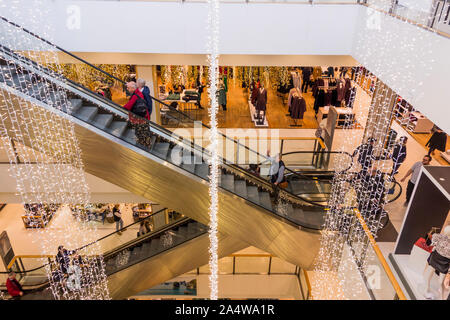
[0, 0, 109, 300]
[312, 2, 436, 299]
[206, 0, 220, 301]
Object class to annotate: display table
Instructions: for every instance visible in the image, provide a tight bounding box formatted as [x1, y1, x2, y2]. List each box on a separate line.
[163, 90, 199, 112]
[440, 150, 450, 163]
[22, 204, 59, 228]
[405, 111, 434, 133]
[317, 106, 355, 128]
[132, 203, 153, 222]
[248, 100, 269, 127]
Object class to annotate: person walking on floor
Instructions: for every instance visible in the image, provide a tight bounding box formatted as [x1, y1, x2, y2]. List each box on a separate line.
[137, 78, 153, 118]
[217, 83, 227, 111]
[113, 204, 124, 234]
[6, 271, 25, 299]
[301, 67, 312, 93]
[426, 126, 447, 156]
[400, 154, 432, 206]
[390, 136, 408, 175]
[197, 81, 205, 109]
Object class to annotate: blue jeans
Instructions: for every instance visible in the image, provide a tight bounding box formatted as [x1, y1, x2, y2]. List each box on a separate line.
[115, 219, 123, 231]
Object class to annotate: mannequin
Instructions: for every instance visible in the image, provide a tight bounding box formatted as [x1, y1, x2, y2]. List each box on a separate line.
[424, 225, 450, 300]
[255, 82, 267, 124]
[289, 90, 306, 127]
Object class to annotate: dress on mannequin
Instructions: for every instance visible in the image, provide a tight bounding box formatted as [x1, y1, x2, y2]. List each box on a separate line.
[255, 86, 267, 123]
[424, 226, 450, 300]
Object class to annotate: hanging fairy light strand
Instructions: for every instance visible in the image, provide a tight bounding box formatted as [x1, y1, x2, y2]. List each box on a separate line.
[311, 2, 437, 299]
[0, 0, 109, 299]
[206, 0, 220, 300]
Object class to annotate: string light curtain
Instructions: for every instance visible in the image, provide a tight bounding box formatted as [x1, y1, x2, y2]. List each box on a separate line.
[206, 0, 220, 300]
[0, 0, 109, 299]
[312, 2, 438, 299]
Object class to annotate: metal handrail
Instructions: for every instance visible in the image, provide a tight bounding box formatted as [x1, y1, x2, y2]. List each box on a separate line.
[354, 209, 407, 300]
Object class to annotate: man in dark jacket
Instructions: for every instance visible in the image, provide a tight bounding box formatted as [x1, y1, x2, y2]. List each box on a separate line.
[391, 136, 407, 175]
[353, 138, 376, 172]
[137, 79, 153, 118]
[6, 271, 24, 299]
[426, 127, 447, 156]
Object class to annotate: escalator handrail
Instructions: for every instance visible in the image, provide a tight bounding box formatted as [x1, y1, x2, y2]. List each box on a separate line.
[0, 207, 168, 274]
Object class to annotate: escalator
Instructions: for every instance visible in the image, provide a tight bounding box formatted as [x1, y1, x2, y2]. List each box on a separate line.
[1, 208, 246, 300]
[0, 16, 400, 269]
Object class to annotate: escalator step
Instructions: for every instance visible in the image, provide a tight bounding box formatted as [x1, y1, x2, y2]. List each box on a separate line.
[108, 121, 128, 137]
[291, 208, 306, 225]
[187, 222, 198, 235]
[123, 128, 136, 143]
[152, 143, 170, 160]
[177, 226, 188, 237]
[234, 180, 248, 198]
[168, 147, 183, 165]
[69, 99, 83, 113]
[150, 238, 160, 252]
[302, 210, 326, 229]
[247, 186, 260, 205]
[27, 83, 45, 99]
[130, 246, 142, 259]
[181, 154, 201, 173]
[92, 114, 113, 130]
[259, 191, 272, 210]
[141, 242, 151, 253]
[220, 174, 235, 192]
[74, 106, 98, 123]
[195, 163, 209, 180]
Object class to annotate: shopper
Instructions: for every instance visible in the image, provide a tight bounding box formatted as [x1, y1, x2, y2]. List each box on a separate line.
[400, 155, 432, 206]
[352, 138, 376, 172]
[301, 67, 312, 93]
[113, 204, 124, 234]
[138, 220, 151, 237]
[6, 271, 24, 299]
[356, 165, 386, 218]
[123, 82, 152, 149]
[197, 81, 205, 109]
[327, 66, 334, 78]
[426, 126, 447, 156]
[390, 136, 408, 175]
[267, 151, 287, 202]
[136, 78, 153, 118]
[217, 83, 227, 111]
[56, 245, 74, 274]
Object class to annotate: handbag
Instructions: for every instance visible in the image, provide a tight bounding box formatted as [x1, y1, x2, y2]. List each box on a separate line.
[279, 181, 288, 189]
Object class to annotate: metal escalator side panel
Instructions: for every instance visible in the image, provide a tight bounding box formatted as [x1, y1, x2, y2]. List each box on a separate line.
[106, 232, 247, 300]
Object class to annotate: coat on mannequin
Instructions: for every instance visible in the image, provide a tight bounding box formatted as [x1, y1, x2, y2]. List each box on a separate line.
[424, 225, 450, 300]
[255, 83, 267, 123]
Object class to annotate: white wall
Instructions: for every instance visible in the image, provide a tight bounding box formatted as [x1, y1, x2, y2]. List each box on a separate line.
[352, 6, 450, 133]
[1, 1, 359, 55]
[0, 164, 149, 203]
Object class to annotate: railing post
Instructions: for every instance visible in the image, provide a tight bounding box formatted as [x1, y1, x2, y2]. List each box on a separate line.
[233, 256, 236, 274]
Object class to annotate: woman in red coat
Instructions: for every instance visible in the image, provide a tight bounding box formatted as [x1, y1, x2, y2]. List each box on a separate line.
[6, 271, 24, 299]
[123, 82, 152, 148]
